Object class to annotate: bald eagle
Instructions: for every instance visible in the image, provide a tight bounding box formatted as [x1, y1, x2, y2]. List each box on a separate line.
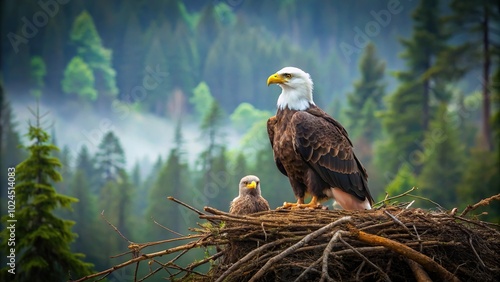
[229, 175, 270, 215]
[266, 67, 373, 210]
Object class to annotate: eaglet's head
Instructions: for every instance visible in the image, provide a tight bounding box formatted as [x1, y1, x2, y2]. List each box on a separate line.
[267, 66, 314, 111]
[238, 175, 261, 197]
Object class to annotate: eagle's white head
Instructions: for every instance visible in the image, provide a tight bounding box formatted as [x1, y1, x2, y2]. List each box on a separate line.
[267, 66, 315, 111]
[237, 175, 262, 197]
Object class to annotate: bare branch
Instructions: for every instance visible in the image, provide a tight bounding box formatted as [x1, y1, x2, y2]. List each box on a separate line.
[350, 228, 460, 282]
[460, 193, 500, 217]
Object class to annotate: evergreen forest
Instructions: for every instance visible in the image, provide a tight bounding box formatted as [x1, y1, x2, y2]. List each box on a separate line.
[1, 0, 499, 280]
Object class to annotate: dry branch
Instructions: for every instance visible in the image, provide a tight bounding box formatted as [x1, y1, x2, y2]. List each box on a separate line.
[460, 193, 500, 216]
[350, 228, 460, 282]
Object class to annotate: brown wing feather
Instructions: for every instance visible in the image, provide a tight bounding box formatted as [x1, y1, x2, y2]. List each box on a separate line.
[267, 116, 288, 176]
[290, 106, 373, 202]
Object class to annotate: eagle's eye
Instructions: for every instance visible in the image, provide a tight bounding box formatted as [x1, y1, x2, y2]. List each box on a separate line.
[284, 73, 292, 79]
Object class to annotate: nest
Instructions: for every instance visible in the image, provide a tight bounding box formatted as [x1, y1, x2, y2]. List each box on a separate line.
[74, 194, 500, 282]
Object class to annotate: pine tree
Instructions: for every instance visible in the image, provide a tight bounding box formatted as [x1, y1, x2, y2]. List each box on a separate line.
[116, 12, 145, 101]
[147, 120, 190, 239]
[75, 145, 95, 183]
[0, 87, 25, 208]
[143, 30, 169, 116]
[417, 104, 465, 208]
[345, 43, 386, 161]
[147, 148, 190, 240]
[62, 56, 97, 102]
[199, 99, 225, 174]
[0, 109, 93, 280]
[29, 56, 46, 98]
[94, 131, 126, 188]
[67, 170, 102, 267]
[447, 0, 499, 150]
[69, 10, 118, 108]
[378, 0, 449, 175]
[41, 16, 68, 98]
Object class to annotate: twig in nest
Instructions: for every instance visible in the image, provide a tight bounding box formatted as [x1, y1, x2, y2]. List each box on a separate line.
[406, 194, 445, 210]
[460, 193, 500, 217]
[374, 187, 416, 207]
[350, 228, 460, 282]
[355, 261, 366, 281]
[405, 200, 415, 209]
[215, 238, 295, 282]
[294, 257, 322, 282]
[261, 222, 268, 241]
[339, 236, 391, 282]
[320, 230, 348, 282]
[468, 236, 486, 268]
[248, 216, 352, 282]
[406, 258, 431, 282]
[413, 225, 423, 252]
[384, 210, 411, 234]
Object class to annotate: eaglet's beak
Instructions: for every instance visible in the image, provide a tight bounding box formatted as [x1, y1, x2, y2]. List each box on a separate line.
[246, 181, 257, 189]
[267, 73, 287, 86]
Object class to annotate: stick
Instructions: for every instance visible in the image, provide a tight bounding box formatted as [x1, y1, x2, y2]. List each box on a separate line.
[294, 257, 322, 282]
[468, 236, 486, 268]
[215, 238, 294, 282]
[168, 196, 206, 215]
[350, 228, 461, 282]
[406, 259, 431, 282]
[384, 210, 411, 233]
[339, 236, 391, 282]
[100, 210, 133, 244]
[460, 193, 500, 217]
[406, 194, 445, 210]
[248, 216, 352, 282]
[374, 187, 416, 207]
[151, 216, 184, 236]
[320, 230, 347, 282]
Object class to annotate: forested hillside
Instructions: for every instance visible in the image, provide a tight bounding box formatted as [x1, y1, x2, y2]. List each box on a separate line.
[1, 0, 499, 280]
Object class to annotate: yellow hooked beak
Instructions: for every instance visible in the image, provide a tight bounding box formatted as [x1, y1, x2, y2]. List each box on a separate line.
[246, 181, 257, 189]
[267, 73, 287, 86]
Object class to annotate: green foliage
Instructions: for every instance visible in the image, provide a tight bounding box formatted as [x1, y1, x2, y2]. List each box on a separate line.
[62, 56, 97, 101]
[67, 170, 103, 267]
[345, 43, 385, 141]
[147, 148, 191, 240]
[0, 87, 25, 188]
[457, 149, 500, 223]
[70, 10, 102, 47]
[230, 103, 272, 134]
[70, 10, 118, 101]
[190, 82, 216, 121]
[384, 163, 417, 201]
[200, 100, 226, 154]
[0, 115, 93, 280]
[378, 0, 448, 176]
[29, 56, 46, 97]
[417, 104, 465, 208]
[446, 0, 499, 150]
[142, 21, 171, 116]
[94, 131, 126, 186]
